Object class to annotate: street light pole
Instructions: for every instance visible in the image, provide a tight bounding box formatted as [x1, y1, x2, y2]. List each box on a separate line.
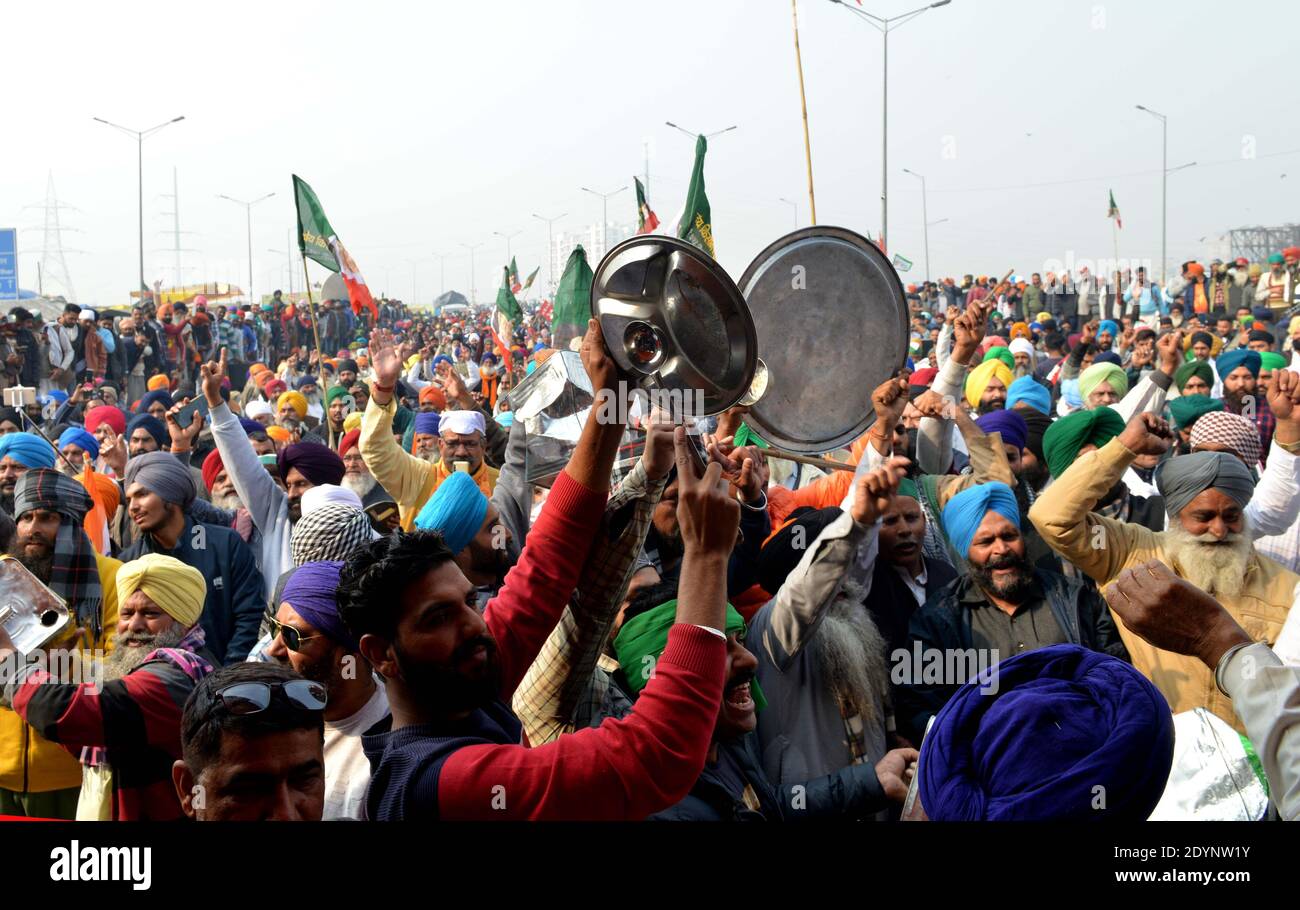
[92, 114, 185, 296]
[217, 192, 276, 306]
[1136, 104, 1170, 287]
[902, 168, 930, 282]
[461, 242, 484, 305]
[532, 212, 567, 292]
[493, 229, 524, 265]
[580, 186, 628, 254]
[665, 121, 739, 142]
[829, 0, 951, 251]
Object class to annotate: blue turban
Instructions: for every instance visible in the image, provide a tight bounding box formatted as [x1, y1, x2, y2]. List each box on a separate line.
[0, 432, 57, 469]
[414, 412, 442, 437]
[1091, 350, 1122, 368]
[1061, 378, 1083, 410]
[414, 470, 488, 553]
[941, 482, 1019, 558]
[57, 427, 99, 462]
[432, 354, 453, 369]
[1097, 319, 1119, 340]
[975, 410, 1028, 452]
[238, 417, 266, 436]
[294, 375, 318, 391]
[138, 389, 174, 415]
[126, 413, 168, 449]
[1005, 376, 1050, 416]
[280, 560, 357, 652]
[1216, 348, 1260, 379]
[920, 644, 1174, 821]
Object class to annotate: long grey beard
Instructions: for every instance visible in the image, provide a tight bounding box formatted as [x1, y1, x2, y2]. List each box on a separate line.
[103, 626, 188, 682]
[341, 473, 377, 498]
[813, 579, 891, 726]
[1160, 521, 1254, 598]
[212, 491, 243, 511]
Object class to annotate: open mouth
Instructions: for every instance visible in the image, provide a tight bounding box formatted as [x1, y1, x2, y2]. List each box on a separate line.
[725, 682, 754, 711]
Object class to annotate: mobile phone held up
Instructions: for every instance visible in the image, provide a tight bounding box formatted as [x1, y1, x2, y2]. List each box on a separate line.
[173, 398, 210, 430]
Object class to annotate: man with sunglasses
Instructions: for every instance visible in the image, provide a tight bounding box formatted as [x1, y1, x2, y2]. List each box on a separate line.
[174, 662, 326, 822]
[264, 561, 389, 819]
[0, 554, 214, 820]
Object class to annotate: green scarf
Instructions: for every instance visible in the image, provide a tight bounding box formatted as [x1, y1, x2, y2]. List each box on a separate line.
[613, 600, 766, 709]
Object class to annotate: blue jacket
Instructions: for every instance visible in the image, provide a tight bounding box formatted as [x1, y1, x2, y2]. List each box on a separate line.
[120, 516, 264, 664]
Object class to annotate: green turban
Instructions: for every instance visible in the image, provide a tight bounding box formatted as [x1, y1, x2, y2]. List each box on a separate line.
[1167, 394, 1224, 431]
[1042, 406, 1126, 478]
[1078, 362, 1129, 404]
[984, 346, 1015, 371]
[613, 600, 765, 708]
[1173, 360, 1214, 392]
[896, 476, 920, 500]
[325, 385, 352, 406]
[1259, 352, 1287, 373]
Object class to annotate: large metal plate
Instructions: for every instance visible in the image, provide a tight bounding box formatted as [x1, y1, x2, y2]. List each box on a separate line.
[592, 235, 757, 417]
[738, 226, 908, 454]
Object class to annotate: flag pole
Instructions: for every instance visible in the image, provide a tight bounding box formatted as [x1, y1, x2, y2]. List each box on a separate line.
[791, 0, 817, 225]
[299, 254, 334, 446]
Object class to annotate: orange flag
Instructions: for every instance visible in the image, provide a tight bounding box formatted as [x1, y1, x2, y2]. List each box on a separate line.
[78, 458, 116, 556]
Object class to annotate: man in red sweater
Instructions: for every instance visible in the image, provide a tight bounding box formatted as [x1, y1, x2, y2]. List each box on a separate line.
[345, 320, 737, 820]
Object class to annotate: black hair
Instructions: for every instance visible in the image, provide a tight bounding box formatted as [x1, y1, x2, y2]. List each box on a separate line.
[338, 529, 456, 641]
[1044, 331, 1066, 352]
[621, 575, 682, 627]
[181, 662, 323, 774]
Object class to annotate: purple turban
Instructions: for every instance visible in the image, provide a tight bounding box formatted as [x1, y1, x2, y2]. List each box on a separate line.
[413, 412, 441, 437]
[277, 442, 345, 487]
[280, 560, 356, 651]
[975, 409, 1028, 452]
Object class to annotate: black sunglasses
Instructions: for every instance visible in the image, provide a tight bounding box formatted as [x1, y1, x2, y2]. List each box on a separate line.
[265, 614, 322, 652]
[215, 679, 327, 716]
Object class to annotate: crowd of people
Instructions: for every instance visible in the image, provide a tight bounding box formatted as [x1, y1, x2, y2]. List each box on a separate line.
[0, 244, 1297, 823]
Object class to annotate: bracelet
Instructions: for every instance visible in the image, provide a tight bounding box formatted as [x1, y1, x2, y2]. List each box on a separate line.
[1214, 641, 1254, 697]
[372, 381, 395, 393]
[739, 490, 768, 511]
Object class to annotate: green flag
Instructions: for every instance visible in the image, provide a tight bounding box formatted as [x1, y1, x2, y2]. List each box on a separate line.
[522, 265, 540, 291]
[551, 245, 593, 350]
[293, 175, 341, 272]
[496, 266, 523, 324]
[508, 256, 521, 292]
[676, 134, 714, 257]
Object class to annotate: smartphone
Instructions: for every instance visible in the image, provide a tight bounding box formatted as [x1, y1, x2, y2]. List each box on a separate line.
[173, 397, 209, 429]
[454, 460, 470, 473]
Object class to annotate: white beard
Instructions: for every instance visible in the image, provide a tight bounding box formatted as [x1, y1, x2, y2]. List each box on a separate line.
[341, 473, 377, 498]
[813, 580, 891, 725]
[1161, 521, 1254, 598]
[212, 491, 243, 511]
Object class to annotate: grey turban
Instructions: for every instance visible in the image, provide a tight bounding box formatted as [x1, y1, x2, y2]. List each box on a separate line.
[1156, 451, 1255, 520]
[124, 451, 199, 509]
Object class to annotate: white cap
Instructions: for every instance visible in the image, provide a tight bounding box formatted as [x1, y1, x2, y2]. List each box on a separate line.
[440, 409, 485, 436]
[301, 484, 364, 517]
[244, 400, 273, 420]
[79, 308, 96, 322]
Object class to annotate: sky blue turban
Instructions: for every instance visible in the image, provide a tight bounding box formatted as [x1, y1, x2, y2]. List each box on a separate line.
[1216, 348, 1260, 379]
[414, 470, 488, 553]
[1006, 375, 1051, 416]
[975, 409, 1028, 452]
[58, 426, 99, 462]
[0, 432, 57, 469]
[1097, 319, 1119, 340]
[126, 413, 168, 449]
[280, 560, 357, 652]
[920, 644, 1174, 821]
[414, 411, 442, 437]
[941, 482, 1019, 558]
[138, 389, 174, 414]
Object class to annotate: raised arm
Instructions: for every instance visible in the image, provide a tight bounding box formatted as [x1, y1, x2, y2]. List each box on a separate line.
[1111, 330, 1181, 423]
[1245, 371, 1300, 537]
[361, 329, 437, 511]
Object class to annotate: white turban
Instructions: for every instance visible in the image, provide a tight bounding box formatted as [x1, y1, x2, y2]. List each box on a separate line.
[245, 400, 273, 420]
[1009, 338, 1036, 360]
[301, 483, 365, 517]
[440, 410, 486, 436]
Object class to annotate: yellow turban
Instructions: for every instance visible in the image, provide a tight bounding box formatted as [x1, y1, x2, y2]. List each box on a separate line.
[146, 374, 170, 392]
[277, 390, 308, 420]
[115, 553, 206, 628]
[964, 359, 1013, 408]
[1078, 362, 1129, 405]
[1010, 322, 1031, 340]
[343, 411, 363, 433]
[1289, 316, 1300, 335]
[1035, 311, 1052, 323]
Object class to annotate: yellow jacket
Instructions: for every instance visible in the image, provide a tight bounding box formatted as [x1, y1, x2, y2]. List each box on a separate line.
[0, 552, 121, 794]
[1028, 438, 1297, 731]
[359, 396, 498, 531]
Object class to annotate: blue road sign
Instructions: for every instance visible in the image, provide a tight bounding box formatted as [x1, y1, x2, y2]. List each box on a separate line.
[0, 229, 17, 300]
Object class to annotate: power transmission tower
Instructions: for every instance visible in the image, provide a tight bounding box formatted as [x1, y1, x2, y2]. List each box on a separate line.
[157, 166, 200, 290]
[21, 172, 82, 301]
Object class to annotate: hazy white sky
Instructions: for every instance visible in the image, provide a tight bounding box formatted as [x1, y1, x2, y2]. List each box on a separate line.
[5, 0, 1296, 307]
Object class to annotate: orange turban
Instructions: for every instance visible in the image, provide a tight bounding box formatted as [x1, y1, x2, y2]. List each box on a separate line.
[419, 385, 447, 411]
[266, 425, 291, 442]
[147, 374, 170, 392]
[1186, 263, 1205, 278]
[1010, 322, 1031, 340]
[79, 468, 121, 516]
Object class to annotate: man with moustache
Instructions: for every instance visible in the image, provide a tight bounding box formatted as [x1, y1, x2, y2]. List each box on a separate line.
[264, 561, 389, 820]
[0, 469, 121, 818]
[0, 432, 57, 516]
[0, 554, 214, 820]
[325, 385, 353, 441]
[1030, 411, 1300, 731]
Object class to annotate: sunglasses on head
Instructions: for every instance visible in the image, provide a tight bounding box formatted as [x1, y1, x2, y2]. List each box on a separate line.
[265, 614, 324, 652]
[215, 679, 327, 716]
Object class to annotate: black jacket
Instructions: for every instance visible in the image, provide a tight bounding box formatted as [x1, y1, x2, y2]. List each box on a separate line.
[650, 733, 888, 821]
[895, 568, 1129, 743]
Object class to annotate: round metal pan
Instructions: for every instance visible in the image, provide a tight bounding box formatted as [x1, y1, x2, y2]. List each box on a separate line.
[591, 235, 757, 417]
[737, 225, 908, 454]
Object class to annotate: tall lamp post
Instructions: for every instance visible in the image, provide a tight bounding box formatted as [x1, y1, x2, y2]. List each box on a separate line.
[580, 185, 628, 255]
[92, 114, 185, 296]
[461, 241, 484, 305]
[493, 229, 523, 264]
[665, 121, 738, 142]
[901, 168, 930, 282]
[217, 192, 276, 306]
[532, 211, 567, 292]
[829, 0, 951, 251]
